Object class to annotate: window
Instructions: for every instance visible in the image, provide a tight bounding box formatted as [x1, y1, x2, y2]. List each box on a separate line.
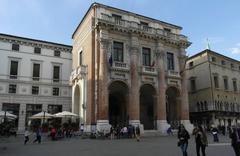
[25, 104, 42, 126]
[48, 105, 62, 114]
[79, 51, 83, 65]
[211, 57, 216, 62]
[113, 41, 124, 62]
[142, 47, 151, 66]
[231, 63, 234, 69]
[2, 103, 20, 128]
[204, 101, 208, 111]
[54, 50, 61, 57]
[140, 21, 149, 31]
[34, 47, 41, 54]
[213, 76, 219, 88]
[112, 14, 122, 25]
[164, 28, 171, 33]
[221, 60, 225, 65]
[9, 84, 17, 93]
[10, 60, 18, 79]
[12, 44, 19, 51]
[190, 79, 196, 92]
[189, 61, 193, 67]
[223, 77, 228, 90]
[32, 86, 39, 95]
[32, 63, 40, 81]
[53, 87, 59, 96]
[167, 52, 174, 70]
[53, 66, 60, 82]
[233, 80, 237, 92]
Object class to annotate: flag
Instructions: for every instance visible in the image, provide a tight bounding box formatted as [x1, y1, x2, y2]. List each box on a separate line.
[108, 52, 113, 66]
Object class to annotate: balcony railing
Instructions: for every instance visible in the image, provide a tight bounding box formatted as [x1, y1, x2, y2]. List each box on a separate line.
[167, 70, 180, 77]
[142, 66, 157, 74]
[98, 14, 188, 41]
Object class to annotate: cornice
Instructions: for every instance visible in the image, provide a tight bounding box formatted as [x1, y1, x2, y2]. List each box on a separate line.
[0, 35, 72, 53]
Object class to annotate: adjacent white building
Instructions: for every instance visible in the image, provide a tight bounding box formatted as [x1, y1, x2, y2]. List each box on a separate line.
[0, 33, 72, 132]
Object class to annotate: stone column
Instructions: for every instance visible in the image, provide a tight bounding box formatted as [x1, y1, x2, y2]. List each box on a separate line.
[96, 38, 111, 132]
[129, 46, 140, 127]
[18, 103, 26, 133]
[179, 49, 193, 132]
[155, 45, 170, 134]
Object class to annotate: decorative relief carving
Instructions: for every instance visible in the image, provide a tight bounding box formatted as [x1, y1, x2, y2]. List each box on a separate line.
[44, 89, 48, 94]
[64, 90, 68, 95]
[21, 88, 27, 92]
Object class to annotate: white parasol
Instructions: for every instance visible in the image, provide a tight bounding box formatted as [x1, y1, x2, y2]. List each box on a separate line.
[54, 111, 78, 118]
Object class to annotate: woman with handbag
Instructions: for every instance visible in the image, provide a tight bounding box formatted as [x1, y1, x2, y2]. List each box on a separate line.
[178, 124, 190, 156]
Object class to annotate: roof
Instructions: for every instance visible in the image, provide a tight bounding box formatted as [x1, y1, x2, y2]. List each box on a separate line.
[188, 49, 240, 63]
[0, 33, 72, 48]
[72, 2, 183, 38]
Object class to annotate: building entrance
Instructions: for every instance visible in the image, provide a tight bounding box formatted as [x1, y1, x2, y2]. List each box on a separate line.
[108, 81, 128, 127]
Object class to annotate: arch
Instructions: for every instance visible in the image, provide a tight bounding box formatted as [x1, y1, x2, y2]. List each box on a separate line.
[140, 84, 156, 130]
[108, 81, 129, 127]
[73, 84, 81, 115]
[166, 86, 180, 128]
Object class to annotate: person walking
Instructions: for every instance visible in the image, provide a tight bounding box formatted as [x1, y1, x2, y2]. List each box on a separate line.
[33, 127, 42, 144]
[193, 125, 208, 156]
[110, 126, 114, 140]
[135, 125, 140, 142]
[178, 124, 190, 156]
[212, 126, 219, 142]
[24, 128, 30, 145]
[229, 126, 240, 156]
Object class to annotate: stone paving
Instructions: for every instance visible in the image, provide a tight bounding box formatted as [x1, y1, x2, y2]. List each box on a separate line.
[0, 133, 234, 156]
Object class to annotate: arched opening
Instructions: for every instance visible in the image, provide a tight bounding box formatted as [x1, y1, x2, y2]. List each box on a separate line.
[166, 86, 180, 128]
[73, 85, 80, 115]
[140, 84, 156, 130]
[108, 81, 129, 127]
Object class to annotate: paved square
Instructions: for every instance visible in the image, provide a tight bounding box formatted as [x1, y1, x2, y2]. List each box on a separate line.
[0, 134, 234, 156]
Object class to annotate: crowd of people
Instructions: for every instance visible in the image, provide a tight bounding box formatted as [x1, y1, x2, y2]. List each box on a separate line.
[177, 124, 240, 156]
[108, 125, 140, 141]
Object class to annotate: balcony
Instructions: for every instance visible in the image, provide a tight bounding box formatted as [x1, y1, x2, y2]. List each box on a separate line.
[142, 66, 157, 75]
[166, 70, 180, 78]
[97, 14, 188, 42]
[70, 65, 87, 83]
[110, 62, 129, 72]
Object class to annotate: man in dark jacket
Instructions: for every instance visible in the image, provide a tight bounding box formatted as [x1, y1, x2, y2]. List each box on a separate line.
[229, 126, 240, 156]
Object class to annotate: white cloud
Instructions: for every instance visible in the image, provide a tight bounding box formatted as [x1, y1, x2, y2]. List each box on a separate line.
[231, 48, 240, 54]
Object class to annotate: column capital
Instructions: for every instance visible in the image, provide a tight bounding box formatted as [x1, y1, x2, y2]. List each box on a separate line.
[99, 38, 110, 49]
[129, 46, 139, 56]
[155, 49, 165, 58]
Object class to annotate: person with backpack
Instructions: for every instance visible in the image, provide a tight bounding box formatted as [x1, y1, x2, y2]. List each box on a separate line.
[193, 125, 208, 156]
[229, 126, 240, 156]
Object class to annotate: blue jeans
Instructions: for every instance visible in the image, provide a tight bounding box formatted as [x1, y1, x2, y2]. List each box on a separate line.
[180, 143, 188, 156]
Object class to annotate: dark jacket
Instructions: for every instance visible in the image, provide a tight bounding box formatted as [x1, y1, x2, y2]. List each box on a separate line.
[178, 129, 190, 144]
[229, 128, 240, 146]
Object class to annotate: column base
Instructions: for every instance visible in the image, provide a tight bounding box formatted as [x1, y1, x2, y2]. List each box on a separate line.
[156, 120, 170, 135]
[129, 120, 144, 134]
[181, 120, 194, 133]
[96, 120, 111, 133]
[83, 125, 92, 133]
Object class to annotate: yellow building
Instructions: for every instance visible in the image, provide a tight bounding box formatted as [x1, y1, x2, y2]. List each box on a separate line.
[187, 49, 240, 129]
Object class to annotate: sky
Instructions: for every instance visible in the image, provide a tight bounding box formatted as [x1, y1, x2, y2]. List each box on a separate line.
[1, 0, 240, 59]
